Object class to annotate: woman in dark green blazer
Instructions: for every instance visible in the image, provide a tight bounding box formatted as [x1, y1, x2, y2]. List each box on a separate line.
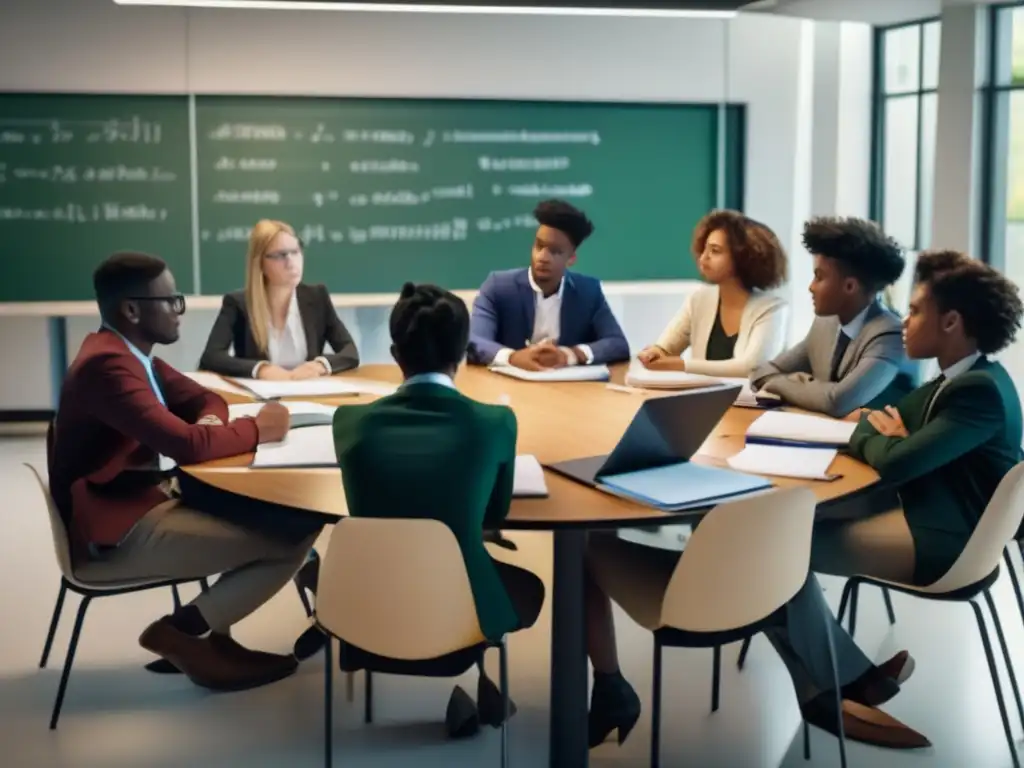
[297, 282, 544, 738]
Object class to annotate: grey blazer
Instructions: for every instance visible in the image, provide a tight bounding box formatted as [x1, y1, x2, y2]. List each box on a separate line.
[749, 301, 907, 418]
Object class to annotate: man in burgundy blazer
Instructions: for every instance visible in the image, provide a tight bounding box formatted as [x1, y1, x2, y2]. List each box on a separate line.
[50, 251, 318, 692]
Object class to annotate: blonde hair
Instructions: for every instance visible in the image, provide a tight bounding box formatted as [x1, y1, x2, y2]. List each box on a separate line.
[245, 219, 297, 355]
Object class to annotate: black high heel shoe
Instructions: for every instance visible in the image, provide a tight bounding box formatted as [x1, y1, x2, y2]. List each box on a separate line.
[588, 671, 641, 749]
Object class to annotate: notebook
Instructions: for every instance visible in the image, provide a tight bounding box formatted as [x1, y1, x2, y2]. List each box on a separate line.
[598, 461, 772, 511]
[746, 411, 857, 448]
[513, 455, 549, 497]
[623, 364, 722, 391]
[228, 401, 338, 429]
[727, 443, 839, 480]
[489, 364, 611, 383]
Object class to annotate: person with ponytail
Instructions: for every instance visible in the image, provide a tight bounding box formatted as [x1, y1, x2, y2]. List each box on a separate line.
[295, 282, 545, 739]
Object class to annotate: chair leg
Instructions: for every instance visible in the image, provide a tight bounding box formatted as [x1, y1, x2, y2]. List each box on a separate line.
[836, 579, 854, 626]
[1004, 547, 1024, 630]
[499, 637, 510, 768]
[737, 636, 752, 670]
[39, 580, 68, 669]
[984, 589, 1024, 731]
[171, 584, 182, 611]
[711, 645, 721, 713]
[802, 719, 810, 760]
[821, 595, 848, 768]
[970, 599, 1020, 768]
[324, 636, 333, 768]
[297, 582, 314, 618]
[50, 595, 91, 730]
[346, 672, 355, 703]
[881, 587, 896, 625]
[364, 670, 374, 724]
[651, 636, 663, 768]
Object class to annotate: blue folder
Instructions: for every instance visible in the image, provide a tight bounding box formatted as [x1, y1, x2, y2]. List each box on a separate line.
[598, 461, 773, 511]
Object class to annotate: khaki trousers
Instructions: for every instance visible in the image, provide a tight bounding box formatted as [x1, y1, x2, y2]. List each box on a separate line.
[82, 500, 318, 633]
[811, 508, 918, 584]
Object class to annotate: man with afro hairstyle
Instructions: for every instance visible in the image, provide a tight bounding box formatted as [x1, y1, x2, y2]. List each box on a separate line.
[467, 199, 629, 370]
[827, 251, 1024, 587]
[751, 216, 911, 418]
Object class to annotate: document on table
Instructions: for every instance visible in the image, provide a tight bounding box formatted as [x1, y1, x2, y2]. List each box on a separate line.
[513, 455, 548, 497]
[489, 364, 610, 382]
[623, 363, 722, 390]
[746, 410, 857, 448]
[716, 377, 783, 409]
[232, 376, 397, 400]
[184, 371, 253, 397]
[228, 400, 338, 428]
[727, 444, 839, 480]
[252, 424, 337, 468]
[597, 461, 773, 511]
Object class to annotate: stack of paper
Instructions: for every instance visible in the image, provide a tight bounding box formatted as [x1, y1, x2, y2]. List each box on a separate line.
[513, 455, 549, 497]
[489, 365, 610, 382]
[727, 443, 838, 480]
[597, 461, 773, 512]
[746, 411, 857, 448]
[232, 376, 397, 400]
[624, 364, 722, 390]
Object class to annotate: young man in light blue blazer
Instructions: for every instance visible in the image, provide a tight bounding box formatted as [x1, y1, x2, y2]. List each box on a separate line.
[467, 200, 630, 371]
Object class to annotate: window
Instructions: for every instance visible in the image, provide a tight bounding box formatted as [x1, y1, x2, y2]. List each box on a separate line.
[984, 3, 1024, 282]
[871, 19, 941, 252]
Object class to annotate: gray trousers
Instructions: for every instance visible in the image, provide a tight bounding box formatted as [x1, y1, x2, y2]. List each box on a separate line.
[81, 500, 318, 633]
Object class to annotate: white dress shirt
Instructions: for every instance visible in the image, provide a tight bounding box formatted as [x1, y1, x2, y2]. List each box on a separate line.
[492, 269, 594, 366]
[840, 302, 873, 341]
[252, 291, 331, 377]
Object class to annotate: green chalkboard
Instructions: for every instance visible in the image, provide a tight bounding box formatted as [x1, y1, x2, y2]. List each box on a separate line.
[0, 94, 193, 301]
[195, 96, 744, 295]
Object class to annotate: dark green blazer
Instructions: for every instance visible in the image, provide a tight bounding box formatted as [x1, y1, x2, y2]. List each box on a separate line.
[849, 357, 1023, 584]
[332, 381, 520, 642]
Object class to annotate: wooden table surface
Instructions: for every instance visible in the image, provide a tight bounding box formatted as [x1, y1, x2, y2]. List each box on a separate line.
[180, 363, 880, 530]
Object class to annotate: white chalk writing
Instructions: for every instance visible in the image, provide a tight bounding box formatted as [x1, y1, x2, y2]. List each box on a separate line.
[348, 184, 474, 207]
[506, 183, 593, 198]
[214, 157, 278, 172]
[343, 129, 415, 145]
[346, 218, 469, 245]
[476, 215, 536, 233]
[7, 165, 177, 183]
[0, 117, 163, 145]
[478, 156, 570, 172]
[208, 123, 287, 141]
[0, 203, 169, 223]
[212, 190, 281, 204]
[349, 159, 420, 174]
[444, 130, 600, 146]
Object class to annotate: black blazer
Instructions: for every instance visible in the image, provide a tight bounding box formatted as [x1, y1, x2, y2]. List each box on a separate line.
[199, 283, 359, 378]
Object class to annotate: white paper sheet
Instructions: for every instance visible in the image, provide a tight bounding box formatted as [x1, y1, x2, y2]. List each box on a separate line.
[184, 371, 253, 397]
[251, 424, 337, 468]
[227, 401, 338, 421]
[746, 411, 857, 446]
[232, 376, 397, 399]
[715, 377, 782, 408]
[489, 364, 610, 382]
[727, 444, 838, 480]
[513, 455, 548, 497]
[624, 363, 722, 390]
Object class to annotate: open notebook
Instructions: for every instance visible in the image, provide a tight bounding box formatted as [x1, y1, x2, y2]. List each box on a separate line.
[746, 410, 857, 448]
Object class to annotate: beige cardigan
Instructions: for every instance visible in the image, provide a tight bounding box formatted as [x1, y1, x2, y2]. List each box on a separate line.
[653, 285, 789, 378]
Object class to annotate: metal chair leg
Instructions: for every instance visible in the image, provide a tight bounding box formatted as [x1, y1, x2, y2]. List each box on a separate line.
[324, 636, 333, 768]
[651, 636, 663, 768]
[984, 589, 1024, 731]
[364, 670, 374, 724]
[802, 719, 810, 760]
[822, 594, 848, 768]
[171, 584, 182, 611]
[971, 599, 1020, 768]
[847, 582, 860, 638]
[737, 636, 752, 670]
[881, 587, 896, 625]
[837, 579, 854, 625]
[499, 637, 510, 768]
[711, 645, 721, 712]
[1004, 547, 1024, 630]
[50, 595, 91, 730]
[40, 580, 68, 668]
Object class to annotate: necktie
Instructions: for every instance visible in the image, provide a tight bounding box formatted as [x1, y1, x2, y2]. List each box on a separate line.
[830, 331, 851, 382]
[923, 374, 946, 422]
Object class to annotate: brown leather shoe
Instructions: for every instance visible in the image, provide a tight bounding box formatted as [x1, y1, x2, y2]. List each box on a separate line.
[842, 651, 916, 707]
[878, 650, 915, 685]
[139, 617, 296, 692]
[208, 633, 299, 672]
[802, 695, 931, 749]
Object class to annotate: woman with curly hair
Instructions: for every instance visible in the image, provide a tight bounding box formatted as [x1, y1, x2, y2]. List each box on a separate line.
[637, 209, 789, 378]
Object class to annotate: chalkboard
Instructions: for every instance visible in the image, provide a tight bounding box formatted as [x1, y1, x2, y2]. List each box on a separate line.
[0, 93, 743, 302]
[0, 94, 193, 301]
[196, 96, 743, 294]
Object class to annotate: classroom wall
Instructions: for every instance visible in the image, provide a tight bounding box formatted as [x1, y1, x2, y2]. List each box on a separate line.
[0, 0, 871, 408]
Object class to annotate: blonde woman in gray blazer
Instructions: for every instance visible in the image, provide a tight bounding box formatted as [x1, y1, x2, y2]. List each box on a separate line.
[638, 210, 789, 378]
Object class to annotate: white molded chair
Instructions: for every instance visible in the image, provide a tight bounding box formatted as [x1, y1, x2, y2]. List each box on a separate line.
[595, 487, 847, 768]
[316, 517, 511, 768]
[835, 462, 1024, 768]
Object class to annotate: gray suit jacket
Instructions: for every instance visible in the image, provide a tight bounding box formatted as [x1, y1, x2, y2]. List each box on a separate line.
[749, 301, 906, 418]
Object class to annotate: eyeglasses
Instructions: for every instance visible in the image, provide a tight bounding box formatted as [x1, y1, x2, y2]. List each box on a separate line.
[128, 293, 187, 315]
[264, 242, 305, 262]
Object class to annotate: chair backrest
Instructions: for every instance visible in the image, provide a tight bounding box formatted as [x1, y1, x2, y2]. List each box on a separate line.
[316, 517, 486, 660]
[659, 487, 816, 633]
[24, 463, 75, 580]
[924, 461, 1024, 593]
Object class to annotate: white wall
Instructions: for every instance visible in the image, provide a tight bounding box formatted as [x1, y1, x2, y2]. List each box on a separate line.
[0, 0, 872, 407]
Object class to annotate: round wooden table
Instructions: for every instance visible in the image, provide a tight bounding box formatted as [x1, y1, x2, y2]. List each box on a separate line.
[182, 363, 880, 768]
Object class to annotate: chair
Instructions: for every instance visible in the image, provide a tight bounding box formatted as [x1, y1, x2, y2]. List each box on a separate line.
[598, 487, 847, 768]
[316, 517, 511, 768]
[833, 462, 1024, 768]
[26, 463, 216, 729]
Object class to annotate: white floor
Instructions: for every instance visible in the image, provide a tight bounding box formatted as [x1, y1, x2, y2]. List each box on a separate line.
[2, 434, 1022, 767]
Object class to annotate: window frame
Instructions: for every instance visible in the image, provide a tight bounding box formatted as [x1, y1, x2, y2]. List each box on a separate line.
[869, 16, 941, 251]
[980, 1, 1024, 268]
